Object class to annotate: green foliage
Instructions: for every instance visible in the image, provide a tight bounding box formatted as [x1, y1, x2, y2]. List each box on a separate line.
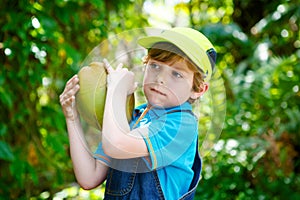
[0, 0, 147, 199]
[185, 0, 300, 199]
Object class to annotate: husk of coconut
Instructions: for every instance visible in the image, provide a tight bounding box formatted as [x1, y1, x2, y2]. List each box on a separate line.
[76, 62, 134, 130]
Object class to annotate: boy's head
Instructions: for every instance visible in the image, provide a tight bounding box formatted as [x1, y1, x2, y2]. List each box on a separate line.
[138, 27, 217, 82]
[143, 42, 206, 104]
[138, 27, 216, 106]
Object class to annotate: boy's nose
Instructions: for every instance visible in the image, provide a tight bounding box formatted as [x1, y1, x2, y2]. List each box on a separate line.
[156, 71, 167, 84]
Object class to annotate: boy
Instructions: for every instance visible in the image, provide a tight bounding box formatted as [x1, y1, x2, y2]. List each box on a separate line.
[59, 27, 216, 199]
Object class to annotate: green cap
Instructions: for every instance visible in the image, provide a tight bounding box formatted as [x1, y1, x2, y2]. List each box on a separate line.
[138, 27, 217, 82]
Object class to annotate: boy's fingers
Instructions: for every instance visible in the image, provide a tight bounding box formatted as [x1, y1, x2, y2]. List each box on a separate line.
[116, 63, 123, 70]
[66, 74, 78, 85]
[103, 58, 113, 73]
[64, 76, 78, 94]
[60, 84, 79, 105]
[65, 85, 79, 99]
[103, 59, 125, 72]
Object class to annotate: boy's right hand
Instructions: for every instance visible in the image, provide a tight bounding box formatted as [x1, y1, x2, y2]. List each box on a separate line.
[103, 59, 136, 95]
[59, 75, 80, 121]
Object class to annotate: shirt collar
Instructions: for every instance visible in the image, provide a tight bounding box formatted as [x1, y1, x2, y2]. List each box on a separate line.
[148, 102, 192, 119]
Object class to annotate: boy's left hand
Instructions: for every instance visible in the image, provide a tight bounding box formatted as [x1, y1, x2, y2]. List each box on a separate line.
[103, 59, 137, 95]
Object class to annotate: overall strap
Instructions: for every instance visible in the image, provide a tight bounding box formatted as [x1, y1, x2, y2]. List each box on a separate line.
[179, 139, 202, 200]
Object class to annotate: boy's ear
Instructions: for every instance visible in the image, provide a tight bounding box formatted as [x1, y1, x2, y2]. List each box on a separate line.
[190, 83, 209, 99]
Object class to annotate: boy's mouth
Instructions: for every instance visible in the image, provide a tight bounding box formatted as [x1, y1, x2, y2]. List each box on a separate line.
[150, 88, 166, 96]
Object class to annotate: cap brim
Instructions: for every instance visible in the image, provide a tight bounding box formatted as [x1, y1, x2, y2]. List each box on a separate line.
[137, 36, 171, 49]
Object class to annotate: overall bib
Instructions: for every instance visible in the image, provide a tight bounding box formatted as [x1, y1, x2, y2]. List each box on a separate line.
[103, 141, 201, 200]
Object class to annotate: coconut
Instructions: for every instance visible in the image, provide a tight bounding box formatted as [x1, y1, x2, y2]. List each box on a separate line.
[76, 62, 134, 130]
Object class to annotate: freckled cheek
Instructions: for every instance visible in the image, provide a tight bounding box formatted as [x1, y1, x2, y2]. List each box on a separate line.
[171, 87, 189, 98]
[170, 83, 193, 99]
[170, 79, 193, 91]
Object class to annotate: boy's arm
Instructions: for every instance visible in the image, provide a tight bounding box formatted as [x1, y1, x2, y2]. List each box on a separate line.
[66, 117, 108, 189]
[60, 75, 108, 189]
[102, 62, 149, 159]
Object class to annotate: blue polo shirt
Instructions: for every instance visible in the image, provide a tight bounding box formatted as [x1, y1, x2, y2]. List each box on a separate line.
[94, 102, 199, 199]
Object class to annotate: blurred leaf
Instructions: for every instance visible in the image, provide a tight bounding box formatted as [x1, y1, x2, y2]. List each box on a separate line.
[0, 87, 13, 109]
[0, 141, 15, 161]
[0, 124, 7, 136]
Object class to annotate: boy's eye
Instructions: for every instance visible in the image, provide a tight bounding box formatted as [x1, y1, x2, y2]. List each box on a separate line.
[172, 70, 183, 79]
[149, 63, 160, 70]
[148, 63, 161, 71]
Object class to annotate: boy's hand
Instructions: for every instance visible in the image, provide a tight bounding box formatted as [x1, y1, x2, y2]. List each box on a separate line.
[59, 75, 80, 121]
[103, 59, 136, 95]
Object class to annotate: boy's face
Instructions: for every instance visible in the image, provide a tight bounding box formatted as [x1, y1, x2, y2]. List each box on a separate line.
[143, 58, 198, 108]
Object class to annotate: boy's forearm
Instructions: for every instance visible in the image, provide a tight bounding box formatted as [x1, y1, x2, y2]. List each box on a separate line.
[66, 118, 107, 189]
[102, 85, 130, 154]
[102, 84, 148, 159]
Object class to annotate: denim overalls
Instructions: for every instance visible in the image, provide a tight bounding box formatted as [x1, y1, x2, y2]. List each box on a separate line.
[103, 109, 202, 200]
[103, 143, 201, 200]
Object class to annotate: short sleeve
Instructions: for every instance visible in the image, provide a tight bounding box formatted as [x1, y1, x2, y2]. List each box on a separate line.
[143, 111, 198, 169]
[94, 142, 111, 166]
